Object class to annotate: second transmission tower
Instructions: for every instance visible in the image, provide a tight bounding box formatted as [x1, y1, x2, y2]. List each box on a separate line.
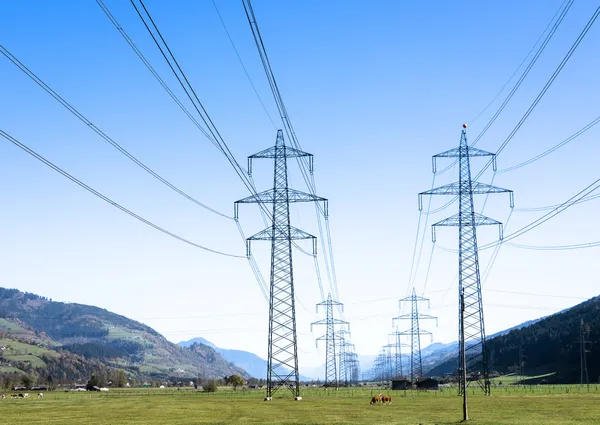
[393, 288, 437, 384]
[311, 293, 348, 388]
[389, 327, 410, 378]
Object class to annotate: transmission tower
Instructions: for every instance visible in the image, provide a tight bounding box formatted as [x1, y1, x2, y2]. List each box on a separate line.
[393, 288, 437, 384]
[383, 344, 397, 381]
[580, 318, 590, 385]
[311, 293, 348, 388]
[346, 350, 360, 384]
[389, 328, 410, 378]
[335, 329, 353, 386]
[372, 350, 386, 384]
[376, 348, 391, 384]
[235, 130, 328, 400]
[419, 125, 514, 397]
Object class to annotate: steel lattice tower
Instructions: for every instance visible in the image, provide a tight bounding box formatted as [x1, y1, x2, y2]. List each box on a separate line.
[372, 351, 385, 384]
[335, 329, 353, 386]
[346, 351, 360, 384]
[383, 344, 397, 381]
[393, 288, 437, 384]
[389, 328, 410, 378]
[311, 293, 348, 388]
[419, 125, 513, 396]
[235, 130, 328, 400]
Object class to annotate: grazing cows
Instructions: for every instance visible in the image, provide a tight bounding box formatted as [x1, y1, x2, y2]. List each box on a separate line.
[23, 393, 29, 398]
[1, 394, 5, 399]
[370, 393, 392, 406]
[38, 393, 44, 398]
[10, 394, 18, 399]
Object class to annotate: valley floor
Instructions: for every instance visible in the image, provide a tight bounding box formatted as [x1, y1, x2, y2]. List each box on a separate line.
[1, 387, 600, 424]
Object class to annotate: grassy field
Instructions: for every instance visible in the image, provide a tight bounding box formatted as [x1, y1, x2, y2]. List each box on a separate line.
[0, 318, 32, 336]
[0, 337, 58, 369]
[490, 373, 557, 385]
[1, 387, 600, 424]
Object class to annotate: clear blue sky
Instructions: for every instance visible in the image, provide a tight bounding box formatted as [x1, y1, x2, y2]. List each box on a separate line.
[1, 0, 599, 375]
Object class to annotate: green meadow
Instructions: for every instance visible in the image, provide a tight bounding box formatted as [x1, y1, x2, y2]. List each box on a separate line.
[2, 386, 600, 424]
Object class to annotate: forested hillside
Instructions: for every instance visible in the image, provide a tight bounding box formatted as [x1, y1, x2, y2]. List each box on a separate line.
[428, 296, 600, 383]
[0, 287, 249, 386]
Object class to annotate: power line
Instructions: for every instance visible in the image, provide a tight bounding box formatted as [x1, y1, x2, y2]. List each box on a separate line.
[505, 240, 600, 251]
[469, 0, 572, 126]
[435, 0, 573, 175]
[0, 43, 231, 220]
[6, 286, 586, 322]
[97, 0, 276, 300]
[325, 218, 341, 302]
[484, 289, 587, 300]
[471, 0, 574, 148]
[211, 0, 278, 129]
[436, 177, 600, 254]
[479, 176, 600, 251]
[497, 114, 600, 173]
[515, 193, 600, 212]
[0, 128, 245, 258]
[109, 0, 305, 301]
[241, 0, 317, 197]
[464, 6, 600, 291]
[129, 0, 273, 222]
[407, 207, 424, 294]
[408, 174, 437, 298]
[95, 0, 222, 152]
[420, 243, 436, 296]
[473, 4, 600, 182]
[235, 221, 269, 300]
[240, 0, 340, 306]
[480, 209, 514, 287]
[424, 196, 458, 215]
[129, 0, 319, 257]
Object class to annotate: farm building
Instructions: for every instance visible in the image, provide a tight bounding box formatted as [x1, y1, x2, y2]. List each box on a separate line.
[416, 378, 439, 390]
[391, 378, 411, 390]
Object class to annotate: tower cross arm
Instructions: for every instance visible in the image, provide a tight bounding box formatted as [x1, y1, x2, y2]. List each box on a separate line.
[399, 294, 431, 303]
[433, 146, 495, 159]
[247, 226, 316, 241]
[395, 329, 432, 336]
[249, 145, 313, 159]
[338, 340, 355, 349]
[312, 320, 349, 334]
[392, 314, 413, 321]
[311, 318, 349, 329]
[420, 182, 512, 196]
[235, 188, 327, 204]
[433, 213, 501, 227]
[431, 213, 505, 242]
[316, 299, 344, 308]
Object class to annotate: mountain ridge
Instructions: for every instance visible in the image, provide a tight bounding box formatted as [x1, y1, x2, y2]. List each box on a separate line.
[0, 286, 250, 382]
[178, 337, 316, 381]
[427, 296, 599, 383]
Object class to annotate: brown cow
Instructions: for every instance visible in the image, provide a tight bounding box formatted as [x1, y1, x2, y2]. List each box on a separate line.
[381, 394, 392, 405]
[369, 394, 382, 405]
